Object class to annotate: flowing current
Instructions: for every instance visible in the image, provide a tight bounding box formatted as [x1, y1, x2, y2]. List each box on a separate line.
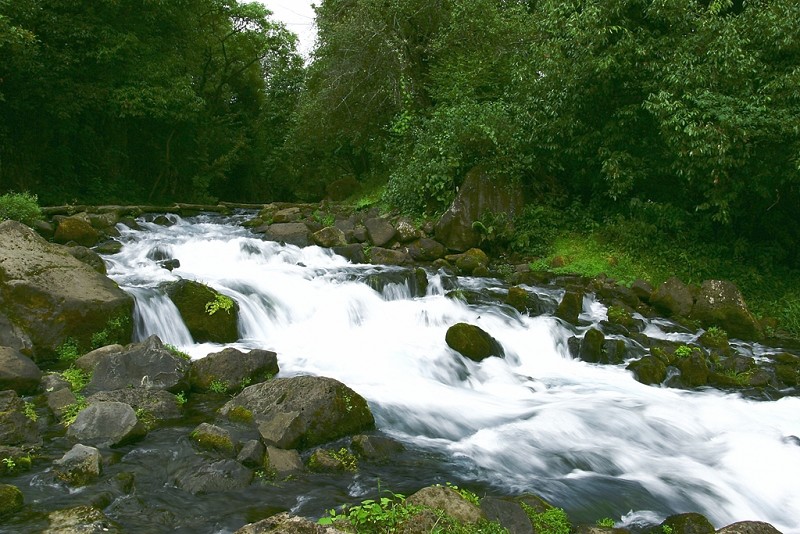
[104, 214, 800, 532]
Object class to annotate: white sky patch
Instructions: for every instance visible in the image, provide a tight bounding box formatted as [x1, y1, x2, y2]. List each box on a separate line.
[252, 0, 317, 58]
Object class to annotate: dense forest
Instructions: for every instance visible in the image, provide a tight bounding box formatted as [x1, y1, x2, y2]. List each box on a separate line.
[1, 0, 799, 328]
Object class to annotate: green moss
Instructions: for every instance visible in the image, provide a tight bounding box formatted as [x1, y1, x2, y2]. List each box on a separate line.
[190, 430, 234, 454]
[227, 405, 253, 423]
[56, 338, 81, 363]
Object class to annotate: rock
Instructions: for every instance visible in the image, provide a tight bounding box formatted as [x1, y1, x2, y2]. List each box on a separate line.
[189, 347, 278, 394]
[307, 448, 355, 473]
[579, 328, 605, 363]
[434, 165, 525, 252]
[66, 401, 147, 447]
[235, 511, 345, 533]
[626, 355, 667, 385]
[94, 239, 123, 255]
[265, 446, 304, 477]
[0, 484, 24, 517]
[445, 248, 490, 275]
[86, 388, 182, 423]
[676, 351, 710, 387]
[651, 277, 694, 317]
[272, 207, 302, 223]
[312, 226, 347, 248]
[506, 286, 530, 313]
[364, 217, 397, 246]
[0, 390, 39, 446]
[262, 222, 310, 247]
[368, 247, 411, 265]
[351, 434, 405, 460]
[86, 335, 190, 393]
[0, 346, 42, 394]
[480, 496, 533, 534]
[74, 344, 124, 373]
[445, 323, 504, 362]
[556, 288, 584, 325]
[66, 245, 106, 274]
[174, 459, 252, 494]
[237, 440, 265, 468]
[190, 423, 236, 456]
[0, 220, 133, 360]
[716, 521, 783, 534]
[164, 280, 239, 343]
[406, 485, 483, 525]
[396, 220, 422, 243]
[46, 387, 77, 419]
[220, 376, 374, 449]
[659, 512, 715, 534]
[54, 444, 102, 486]
[407, 238, 447, 262]
[53, 217, 101, 247]
[257, 411, 304, 448]
[43, 505, 122, 533]
[690, 280, 762, 340]
[631, 279, 654, 302]
[332, 243, 367, 263]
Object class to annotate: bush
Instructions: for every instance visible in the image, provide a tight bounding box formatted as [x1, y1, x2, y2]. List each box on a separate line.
[0, 192, 42, 226]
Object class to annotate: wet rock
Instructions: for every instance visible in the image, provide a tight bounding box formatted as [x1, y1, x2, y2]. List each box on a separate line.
[174, 459, 253, 494]
[312, 226, 347, 248]
[716, 521, 783, 534]
[66, 245, 106, 274]
[351, 434, 405, 460]
[0, 346, 42, 394]
[0, 390, 39, 446]
[579, 328, 605, 363]
[676, 351, 710, 387]
[445, 322, 505, 362]
[0, 483, 24, 517]
[86, 335, 190, 393]
[53, 216, 101, 247]
[651, 277, 694, 318]
[74, 344, 124, 372]
[94, 239, 123, 255]
[368, 247, 411, 265]
[631, 279, 654, 301]
[272, 207, 302, 223]
[506, 286, 530, 313]
[480, 496, 533, 534]
[220, 376, 374, 449]
[690, 280, 762, 341]
[446, 248, 490, 275]
[364, 217, 397, 246]
[189, 347, 278, 394]
[307, 448, 356, 473]
[407, 238, 447, 262]
[43, 505, 123, 534]
[262, 222, 310, 247]
[235, 511, 345, 533]
[46, 387, 77, 419]
[257, 411, 304, 448]
[237, 440, 265, 468]
[66, 401, 147, 447]
[627, 355, 667, 385]
[86, 388, 182, 424]
[190, 423, 236, 456]
[265, 446, 303, 476]
[332, 243, 367, 263]
[0, 220, 133, 361]
[556, 288, 584, 325]
[54, 444, 102, 486]
[659, 512, 714, 534]
[164, 280, 239, 343]
[406, 485, 483, 525]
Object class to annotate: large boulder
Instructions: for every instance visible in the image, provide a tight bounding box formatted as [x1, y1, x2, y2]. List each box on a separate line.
[651, 277, 694, 317]
[407, 238, 447, 262]
[445, 323, 504, 362]
[405, 485, 483, 525]
[659, 512, 714, 534]
[66, 401, 147, 447]
[0, 346, 42, 394]
[86, 335, 190, 394]
[0, 390, 39, 446]
[689, 280, 762, 340]
[189, 347, 278, 394]
[312, 226, 347, 248]
[0, 220, 133, 360]
[364, 217, 397, 247]
[53, 216, 101, 247]
[220, 376, 374, 450]
[163, 280, 239, 343]
[555, 288, 584, 325]
[434, 166, 525, 252]
[261, 222, 310, 247]
[173, 459, 252, 494]
[716, 521, 783, 534]
[368, 247, 411, 266]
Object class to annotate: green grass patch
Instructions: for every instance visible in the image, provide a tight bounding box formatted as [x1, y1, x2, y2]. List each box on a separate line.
[0, 191, 42, 226]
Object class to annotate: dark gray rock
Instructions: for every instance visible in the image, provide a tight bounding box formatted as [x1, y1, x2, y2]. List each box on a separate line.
[0, 346, 42, 394]
[163, 280, 239, 343]
[651, 277, 695, 317]
[627, 355, 668, 385]
[579, 328, 605, 364]
[407, 238, 447, 262]
[480, 496, 533, 534]
[174, 459, 252, 494]
[220, 376, 374, 450]
[690, 280, 762, 340]
[236, 439, 265, 468]
[556, 288, 584, 325]
[74, 344, 124, 373]
[312, 226, 347, 248]
[189, 347, 278, 394]
[445, 323, 504, 362]
[332, 243, 367, 263]
[235, 511, 344, 533]
[364, 217, 397, 247]
[265, 446, 304, 477]
[66, 245, 106, 274]
[261, 222, 310, 247]
[406, 485, 483, 525]
[351, 434, 405, 460]
[368, 247, 411, 266]
[190, 423, 236, 456]
[86, 388, 182, 423]
[716, 521, 783, 534]
[86, 335, 190, 394]
[54, 444, 102, 486]
[66, 401, 147, 447]
[659, 512, 715, 534]
[0, 390, 39, 446]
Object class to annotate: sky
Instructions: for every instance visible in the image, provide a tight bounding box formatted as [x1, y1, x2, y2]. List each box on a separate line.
[254, 0, 317, 58]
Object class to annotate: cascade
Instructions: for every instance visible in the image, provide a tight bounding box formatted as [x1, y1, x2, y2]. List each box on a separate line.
[102, 213, 800, 533]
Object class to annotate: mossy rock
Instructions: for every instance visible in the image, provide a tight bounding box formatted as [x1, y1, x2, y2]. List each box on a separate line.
[556, 288, 584, 325]
[658, 512, 715, 534]
[627, 355, 667, 385]
[445, 322, 504, 362]
[190, 423, 236, 456]
[164, 280, 239, 343]
[0, 484, 24, 517]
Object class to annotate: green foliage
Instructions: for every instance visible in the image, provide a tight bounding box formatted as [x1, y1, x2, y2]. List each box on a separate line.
[443, 482, 481, 507]
[521, 504, 571, 534]
[674, 345, 694, 359]
[312, 210, 335, 228]
[134, 408, 156, 430]
[663, 525, 674, 534]
[175, 392, 187, 406]
[90, 314, 131, 349]
[56, 338, 81, 364]
[205, 294, 234, 316]
[61, 367, 90, 393]
[1, 457, 16, 472]
[0, 192, 41, 226]
[165, 344, 192, 361]
[208, 378, 229, 394]
[23, 401, 37, 422]
[330, 448, 358, 472]
[61, 395, 88, 427]
[596, 517, 616, 528]
[318, 491, 418, 532]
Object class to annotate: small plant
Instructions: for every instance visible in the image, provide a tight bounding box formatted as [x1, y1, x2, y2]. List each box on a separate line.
[24, 401, 38, 422]
[674, 345, 694, 359]
[342, 392, 354, 413]
[61, 395, 88, 426]
[330, 448, 358, 471]
[699, 326, 728, 349]
[239, 376, 252, 390]
[56, 338, 81, 363]
[0, 191, 42, 226]
[521, 504, 571, 534]
[175, 391, 187, 406]
[134, 408, 156, 429]
[312, 209, 336, 227]
[318, 491, 418, 531]
[90, 314, 131, 349]
[663, 525, 674, 534]
[444, 482, 481, 507]
[2, 457, 16, 472]
[596, 517, 616, 528]
[165, 344, 192, 361]
[208, 378, 229, 394]
[61, 367, 91, 392]
[205, 293, 234, 316]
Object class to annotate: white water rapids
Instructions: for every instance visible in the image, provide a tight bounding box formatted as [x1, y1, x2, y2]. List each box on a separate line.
[104, 214, 800, 532]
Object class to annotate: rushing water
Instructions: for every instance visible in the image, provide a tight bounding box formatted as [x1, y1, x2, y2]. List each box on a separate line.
[87, 213, 800, 532]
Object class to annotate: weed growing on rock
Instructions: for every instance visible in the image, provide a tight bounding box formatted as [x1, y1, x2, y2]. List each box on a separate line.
[61, 395, 88, 426]
[209, 378, 229, 394]
[443, 482, 481, 506]
[90, 314, 131, 349]
[165, 344, 191, 361]
[175, 392, 187, 406]
[205, 294, 234, 316]
[596, 517, 616, 528]
[521, 504, 571, 534]
[319, 491, 418, 531]
[24, 401, 38, 422]
[57, 338, 81, 363]
[61, 367, 90, 392]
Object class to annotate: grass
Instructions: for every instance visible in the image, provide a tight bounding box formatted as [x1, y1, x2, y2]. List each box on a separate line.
[0, 191, 42, 226]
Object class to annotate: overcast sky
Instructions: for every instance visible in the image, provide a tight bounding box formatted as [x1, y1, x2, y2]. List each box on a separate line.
[254, 0, 317, 58]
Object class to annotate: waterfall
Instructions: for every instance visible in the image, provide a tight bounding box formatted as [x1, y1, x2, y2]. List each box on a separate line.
[105, 213, 800, 533]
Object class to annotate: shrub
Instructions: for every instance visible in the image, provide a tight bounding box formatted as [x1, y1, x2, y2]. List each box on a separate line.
[0, 192, 42, 226]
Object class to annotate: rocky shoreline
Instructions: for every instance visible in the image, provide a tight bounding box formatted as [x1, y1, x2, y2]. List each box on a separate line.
[0, 201, 798, 533]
